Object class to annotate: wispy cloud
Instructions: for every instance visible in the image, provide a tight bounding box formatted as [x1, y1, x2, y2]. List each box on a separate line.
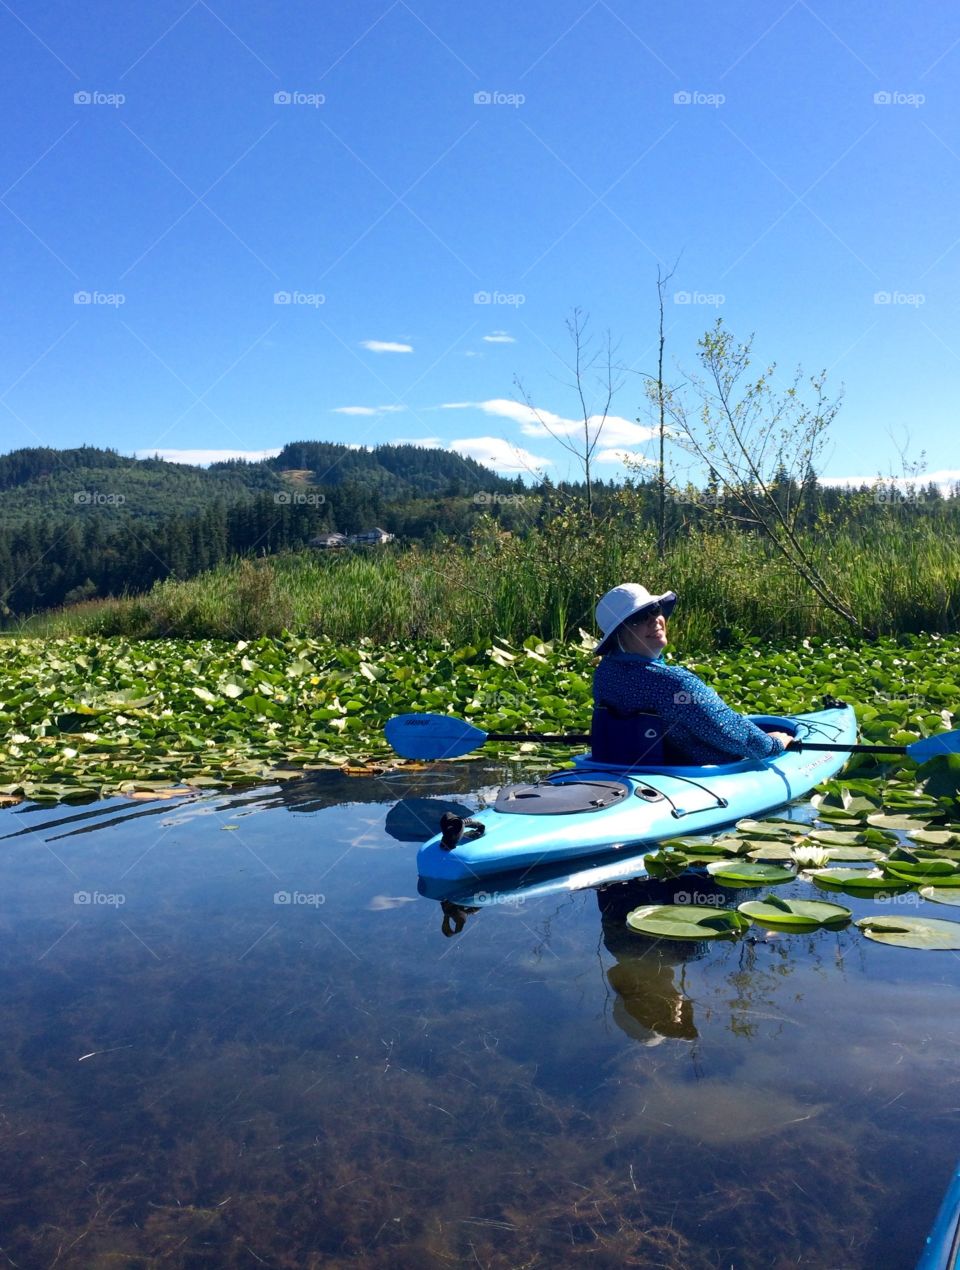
[437, 398, 658, 450]
[482, 330, 515, 344]
[134, 448, 281, 466]
[450, 435, 551, 474]
[332, 404, 407, 416]
[389, 436, 443, 448]
[360, 340, 413, 353]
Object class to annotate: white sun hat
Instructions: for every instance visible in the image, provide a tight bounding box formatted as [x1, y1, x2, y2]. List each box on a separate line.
[595, 583, 678, 655]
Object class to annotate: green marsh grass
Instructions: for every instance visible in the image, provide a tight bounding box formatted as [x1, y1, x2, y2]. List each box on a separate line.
[19, 518, 960, 650]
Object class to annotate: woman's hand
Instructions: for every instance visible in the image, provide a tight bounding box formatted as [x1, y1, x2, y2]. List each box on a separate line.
[768, 731, 794, 750]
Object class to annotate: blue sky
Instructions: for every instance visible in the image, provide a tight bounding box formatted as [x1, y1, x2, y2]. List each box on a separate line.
[2, 0, 958, 488]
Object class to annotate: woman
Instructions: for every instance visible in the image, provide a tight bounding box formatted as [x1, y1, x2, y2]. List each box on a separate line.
[593, 583, 794, 765]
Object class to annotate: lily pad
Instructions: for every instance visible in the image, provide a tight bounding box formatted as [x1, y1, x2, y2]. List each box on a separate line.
[807, 869, 910, 897]
[625, 904, 749, 941]
[705, 860, 795, 887]
[855, 915, 960, 950]
[737, 895, 852, 931]
[734, 819, 808, 840]
[907, 829, 960, 847]
[919, 887, 960, 907]
[749, 844, 883, 863]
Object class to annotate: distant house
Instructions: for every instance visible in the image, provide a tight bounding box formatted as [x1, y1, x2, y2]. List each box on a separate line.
[349, 527, 395, 545]
[308, 528, 394, 549]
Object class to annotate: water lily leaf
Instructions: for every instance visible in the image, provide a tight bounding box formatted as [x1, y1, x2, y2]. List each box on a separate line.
[919, 887, 960, 907]
[734, 819, 807, 839]
[855, 915, 960, 950]
[881, 860, 960, 883]
[868, 812, 924, 833]
[907, 829, 960, 847]
[737, 896, 851, 930]
[626, 904, 749, 941]
[705, 861, 795, 886]
[808, 869, 910, 896]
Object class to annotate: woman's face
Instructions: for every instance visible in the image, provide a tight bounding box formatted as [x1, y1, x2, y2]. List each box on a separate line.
[619, 605, 668, 657]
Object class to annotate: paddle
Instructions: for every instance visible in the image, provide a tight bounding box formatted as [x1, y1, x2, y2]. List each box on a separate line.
[384, 711, 960, 764]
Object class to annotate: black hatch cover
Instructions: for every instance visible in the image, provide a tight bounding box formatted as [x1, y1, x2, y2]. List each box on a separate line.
[494, 779, 629, 816]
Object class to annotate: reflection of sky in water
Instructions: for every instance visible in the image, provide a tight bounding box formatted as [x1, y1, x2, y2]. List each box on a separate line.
[0, 767, 958, 1268]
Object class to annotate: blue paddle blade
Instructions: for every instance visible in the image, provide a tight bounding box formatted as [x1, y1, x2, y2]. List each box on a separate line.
[908, 730, 960, 763]
[384, 713, 488, 760]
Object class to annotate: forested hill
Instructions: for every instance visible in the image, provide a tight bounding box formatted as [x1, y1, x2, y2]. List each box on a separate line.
[0, 442, 515, 528]
[0, 441, 525, 618]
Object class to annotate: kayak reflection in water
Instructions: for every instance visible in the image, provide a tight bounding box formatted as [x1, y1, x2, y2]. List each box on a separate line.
[593, 583, 795, 765]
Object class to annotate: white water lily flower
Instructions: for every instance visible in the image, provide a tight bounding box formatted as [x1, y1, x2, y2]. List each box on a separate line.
[791, 845, 830, 869]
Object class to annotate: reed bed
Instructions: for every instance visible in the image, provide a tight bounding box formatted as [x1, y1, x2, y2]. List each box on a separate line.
[21, 518, 960, 650]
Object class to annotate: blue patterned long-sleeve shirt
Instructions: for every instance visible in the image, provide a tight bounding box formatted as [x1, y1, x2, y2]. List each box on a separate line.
[593, 651, 785, 765]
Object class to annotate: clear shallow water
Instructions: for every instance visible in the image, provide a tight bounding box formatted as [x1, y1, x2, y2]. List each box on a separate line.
[1, 766, 959, 1268]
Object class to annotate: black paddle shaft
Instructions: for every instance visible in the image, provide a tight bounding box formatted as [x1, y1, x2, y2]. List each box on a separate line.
[488, 735, 907, 756]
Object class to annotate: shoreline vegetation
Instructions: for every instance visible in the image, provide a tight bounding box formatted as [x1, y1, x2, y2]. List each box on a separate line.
[14, 516, 960, 648]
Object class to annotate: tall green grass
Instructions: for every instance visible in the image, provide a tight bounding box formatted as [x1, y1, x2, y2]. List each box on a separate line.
[19, 517, 960, 650]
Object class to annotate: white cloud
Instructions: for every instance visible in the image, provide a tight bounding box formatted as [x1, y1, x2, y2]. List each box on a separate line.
[389, 437, 444, 448]
[821, 469, 960, 495]
[438, 402, 474, 409]
[450, 435, 552, 474]
[441, 398, 659, 450]
[482, 331, 515, 344]
[360, 340, 413, 353]
[332, 404, 407, 416]
[134, 448, 281, 467]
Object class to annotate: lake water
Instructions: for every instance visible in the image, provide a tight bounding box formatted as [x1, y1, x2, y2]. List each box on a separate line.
[1, 764, 958, 1268]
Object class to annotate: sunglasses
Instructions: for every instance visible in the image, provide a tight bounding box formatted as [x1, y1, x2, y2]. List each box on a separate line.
[627, 603, 664, 626]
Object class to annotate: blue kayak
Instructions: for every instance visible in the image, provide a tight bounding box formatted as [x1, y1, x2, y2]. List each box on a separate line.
[417, 705, 858, 883]
[918, 1161, 960, 1269]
